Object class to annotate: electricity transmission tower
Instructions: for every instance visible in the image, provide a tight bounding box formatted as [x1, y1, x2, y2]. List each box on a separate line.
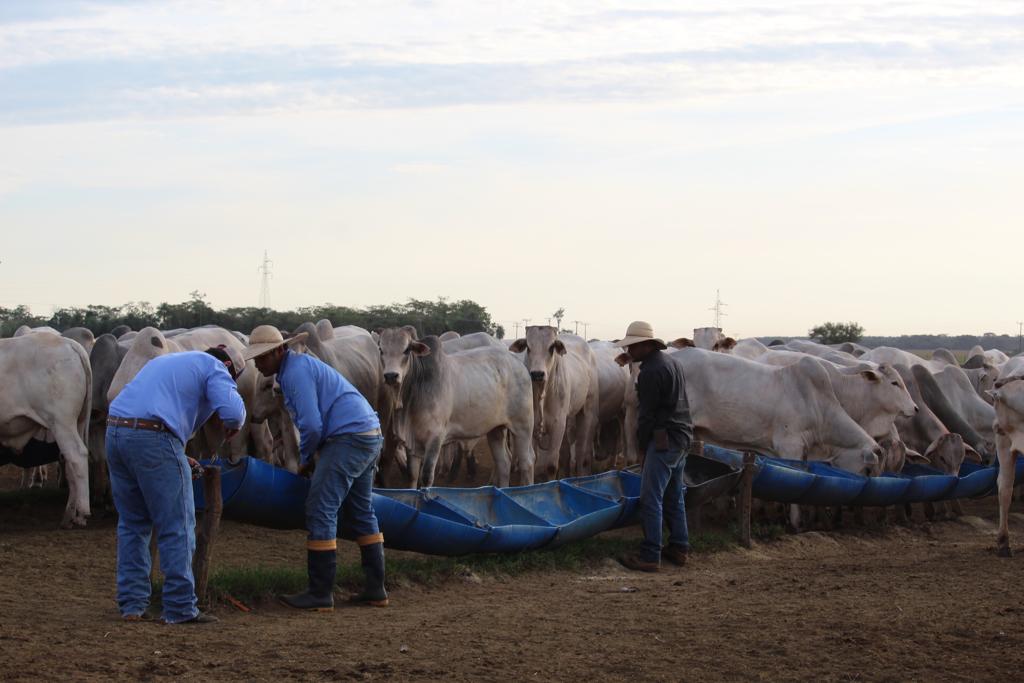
[258, 251, 273, 309]
[709, 289, 727, 329]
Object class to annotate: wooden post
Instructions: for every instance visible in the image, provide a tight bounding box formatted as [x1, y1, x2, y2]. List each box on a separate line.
[738, 452, 756, 549]
[193, 467, 222, 608]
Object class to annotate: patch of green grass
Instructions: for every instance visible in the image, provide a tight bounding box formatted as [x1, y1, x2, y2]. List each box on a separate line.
[182, 526, 774, 605]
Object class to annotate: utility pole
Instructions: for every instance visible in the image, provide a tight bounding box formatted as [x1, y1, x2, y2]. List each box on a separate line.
[572, 320, 581, 335]
[1018, 321, 1023, 354]
[523, 318, 531, 331]
[512, 321, 520, 339]
[709, 289, 727, 329]
[258, 251, 273, 309]
[581, 322, 589, 338]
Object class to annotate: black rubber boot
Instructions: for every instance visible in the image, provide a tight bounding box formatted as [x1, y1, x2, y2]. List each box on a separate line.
[350, 542, 389, 607]
[281, 549, 336, 611]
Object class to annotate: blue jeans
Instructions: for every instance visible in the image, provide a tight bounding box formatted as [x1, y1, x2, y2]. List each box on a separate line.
[307, 434, 384, 546]
[106, 426, 198, 623]
[639, 442, 689, 562]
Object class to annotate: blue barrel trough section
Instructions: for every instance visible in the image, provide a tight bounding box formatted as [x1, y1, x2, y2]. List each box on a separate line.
[194, 446, 1021, 557]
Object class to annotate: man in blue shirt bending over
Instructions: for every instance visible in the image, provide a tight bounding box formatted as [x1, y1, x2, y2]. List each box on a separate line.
[107, 346, 246, 624]
[244, 325, 386, 611]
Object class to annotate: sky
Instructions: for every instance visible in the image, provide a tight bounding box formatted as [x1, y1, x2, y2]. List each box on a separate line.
[0, 1, 1021, 340]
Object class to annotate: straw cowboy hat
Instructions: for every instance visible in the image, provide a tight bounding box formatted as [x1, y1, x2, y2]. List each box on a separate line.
[613, 321, 667, 350]
[242, 324, 309, 361]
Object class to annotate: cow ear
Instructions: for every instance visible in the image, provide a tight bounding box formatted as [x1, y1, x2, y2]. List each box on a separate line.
[714, 337, 737, 351]
[401, 325, 419, 340]
[509, 338, 527, 353]
[905, 448, 931, 465]
[552, 340, 567, 356]
[409, 341, 431, 357]
[963, 444, 984, 463]
[614, 352, 632, 367]
[860, 370, 881, 382]
[669, 337, 695, 349]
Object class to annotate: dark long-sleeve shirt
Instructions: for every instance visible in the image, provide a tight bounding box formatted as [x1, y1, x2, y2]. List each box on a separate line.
[636, 349, 694, 452]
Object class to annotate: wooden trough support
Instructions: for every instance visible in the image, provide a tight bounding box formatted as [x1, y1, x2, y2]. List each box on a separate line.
[737, 452, 757, 549]
[192, 466, 222, 608]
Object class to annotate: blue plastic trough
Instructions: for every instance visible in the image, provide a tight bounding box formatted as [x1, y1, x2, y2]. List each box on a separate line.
[193, 446, 1019, 557]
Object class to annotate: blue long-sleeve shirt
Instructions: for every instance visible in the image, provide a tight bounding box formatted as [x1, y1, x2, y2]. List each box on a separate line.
[109, 351, 247, 445]
[277, 349, 380, 464]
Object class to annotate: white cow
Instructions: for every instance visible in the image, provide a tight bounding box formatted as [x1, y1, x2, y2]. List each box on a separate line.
[989, 377, 1024, 557]
[668, 347, 883, 475]
[509, 327, 600, 480]
[862, 346, 996, 451]
[589, 340, 639, 467]
[0, 335, 92, 527]
[379, 327, 535, 488]
[749, 349, 918, 472]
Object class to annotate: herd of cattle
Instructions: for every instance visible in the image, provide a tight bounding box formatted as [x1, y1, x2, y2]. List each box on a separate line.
[1, 322, 1023, 554]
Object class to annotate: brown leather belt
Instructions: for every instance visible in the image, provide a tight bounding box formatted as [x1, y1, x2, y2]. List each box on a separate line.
[107, 417, 169, 433]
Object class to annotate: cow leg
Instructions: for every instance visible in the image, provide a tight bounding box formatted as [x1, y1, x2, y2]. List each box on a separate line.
[446, 445, 463, 484]
[51, 425, 90, 528]
[536, 416, 568, 482]
[407, 444, 424, 489]
[574, 403, 599, 477]
[559, 427, 575, 478]
[249, 421, 274, 463]
[995, 433, 1015, 558]
[948, 498, 964, 517]
[509, 428, 536, 486]
[487, 427, 512, 488]
[788, 504, 802, 532]
[419, 436, 445, 488]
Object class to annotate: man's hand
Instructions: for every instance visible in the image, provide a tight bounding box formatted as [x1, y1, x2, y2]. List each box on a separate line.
[297, 460, 316, 479]
[187, 457, 205, 480]
[654, 429, 670, 451]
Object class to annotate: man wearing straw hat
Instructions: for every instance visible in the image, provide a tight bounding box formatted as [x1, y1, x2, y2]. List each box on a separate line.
[243, 325, 387, 611]
[614, 321, 693, 572]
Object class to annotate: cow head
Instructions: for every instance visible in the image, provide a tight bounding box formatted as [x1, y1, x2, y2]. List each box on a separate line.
[378, 326, 430, 390]
[251, 374, 284, 423]
[868, 364, 918, 419]
[509, 326, 564, 444]
[878, 437, 908, 474]
[921, 432, 968, 474]
[509, 326, 565, 383]
[975, 363, 999, 404]
[692, 327, 724, 350]
[832, 442, 883, 477]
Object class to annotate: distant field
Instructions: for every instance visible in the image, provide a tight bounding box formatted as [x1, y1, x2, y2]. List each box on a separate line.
[908, 349, 969, 363]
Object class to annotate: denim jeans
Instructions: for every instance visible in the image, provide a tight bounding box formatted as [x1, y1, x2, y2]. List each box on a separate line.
[639, 441, 689, 562]
[307, 433, 384, 544]
[106, 425, 198, 623]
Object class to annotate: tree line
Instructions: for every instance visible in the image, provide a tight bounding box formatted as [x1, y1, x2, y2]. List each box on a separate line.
[0, 293, 505, 340]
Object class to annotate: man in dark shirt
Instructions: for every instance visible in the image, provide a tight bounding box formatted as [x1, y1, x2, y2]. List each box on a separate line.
[615, 321, 694, 572]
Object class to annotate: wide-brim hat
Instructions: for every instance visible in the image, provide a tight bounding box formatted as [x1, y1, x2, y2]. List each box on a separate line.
[613, 320, 667, 350]
[242, 325, 308, 360]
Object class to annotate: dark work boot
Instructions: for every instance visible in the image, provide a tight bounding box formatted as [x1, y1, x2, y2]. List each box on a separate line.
[280, 549, 336, 612]
[350, 542, 389, 607]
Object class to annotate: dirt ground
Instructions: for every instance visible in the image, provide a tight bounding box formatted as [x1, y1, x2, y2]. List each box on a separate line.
[2, 465, 1024, 682]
